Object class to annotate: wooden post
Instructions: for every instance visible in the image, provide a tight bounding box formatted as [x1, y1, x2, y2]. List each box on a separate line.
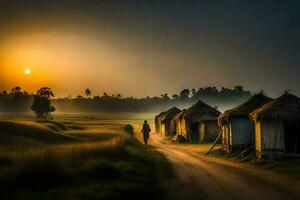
[205, 130, 222, 155]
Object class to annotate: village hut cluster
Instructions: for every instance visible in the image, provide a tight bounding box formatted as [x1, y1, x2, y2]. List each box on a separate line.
[155, 100, 221, 144]
[155, 93, 300, 160]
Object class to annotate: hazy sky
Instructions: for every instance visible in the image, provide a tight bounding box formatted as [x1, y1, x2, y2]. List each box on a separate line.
[0, 0, 299, 98]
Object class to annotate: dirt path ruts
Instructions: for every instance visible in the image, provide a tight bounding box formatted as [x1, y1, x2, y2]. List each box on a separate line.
[150, 134, 300, 200]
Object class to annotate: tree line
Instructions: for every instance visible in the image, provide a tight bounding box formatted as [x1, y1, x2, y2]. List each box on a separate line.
[0, 86, 252, 117]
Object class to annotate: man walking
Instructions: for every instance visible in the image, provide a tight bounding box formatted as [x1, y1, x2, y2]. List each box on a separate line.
[141, 120, 151, 145]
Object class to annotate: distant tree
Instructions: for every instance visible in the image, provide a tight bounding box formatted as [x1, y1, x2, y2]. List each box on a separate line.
[31, 87, 55, 118]
[1, 90, 8, 95]
[9, 89, 32, 112]
[23, 91, 29, 95]
[220, 87, 230, 95]
[36, 87, 54, 98]
[172, 94, 179, 100]
[85, 88, 92, 98]
[161, 93, 170, 100]
[234, 85, 244, 92]
[117, 94, 122, 99]
[11, 86, 21, 94]
[179, 89, 190, 100]
[103, 92, 108, 97]
[191, 88, 196, 97]
[76, 95, 84, 99]
[257, 90, 264, 94]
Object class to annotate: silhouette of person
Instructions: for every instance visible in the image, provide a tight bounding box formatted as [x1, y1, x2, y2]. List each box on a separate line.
[141, 120, 151, 145]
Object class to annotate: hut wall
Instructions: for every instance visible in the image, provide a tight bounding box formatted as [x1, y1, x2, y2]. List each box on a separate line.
[181, 119, 187, 136]
[255, 120, 262, 158]
[181, 119, 190, 140]
[155, 116, 164, 134]
[199, 122, 205, 142]
[230, 118, 254, 146]
[155, 117, 160, 133]
[260, 120, 285, 158]
[161, 123, 165, 135]
[175, 119, 182, 135]
[222, 124, 231, 152]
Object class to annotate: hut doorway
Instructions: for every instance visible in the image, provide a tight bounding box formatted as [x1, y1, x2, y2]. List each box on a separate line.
[173, 124, 177, 136]
[283, 121, 300, 153]
[190, 123, 199, 143]
[204, 121, 220, 142]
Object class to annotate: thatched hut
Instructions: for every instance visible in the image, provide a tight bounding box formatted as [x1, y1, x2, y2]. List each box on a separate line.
[155, 111, 166, 133]
[219, 93, 273, 153]
[180, 100, 221, 143]
[250, 93, 300, 159]
[161, 107, 182, 136]
[155, 107, 181, 135]
[170, 109, 186, 136]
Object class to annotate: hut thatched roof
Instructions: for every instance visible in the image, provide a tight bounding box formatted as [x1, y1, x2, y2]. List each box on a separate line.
[250, 93, 300, 121]
[219, 93, 273, 125]
[161, 107, 181, 123]
[155, 111, 166, 120]
[182, 100, 221, 123]
[170, 109, 187, 122]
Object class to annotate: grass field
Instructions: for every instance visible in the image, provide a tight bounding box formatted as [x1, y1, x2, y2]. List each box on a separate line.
[1, 114, 299, 200]
[0, 116, 171, 200]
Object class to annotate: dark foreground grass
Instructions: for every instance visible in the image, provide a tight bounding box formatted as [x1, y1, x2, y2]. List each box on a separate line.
[0, 120, 172, 200]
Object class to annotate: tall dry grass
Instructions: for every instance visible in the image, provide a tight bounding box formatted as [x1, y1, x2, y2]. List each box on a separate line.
[0, 120, 159, 199]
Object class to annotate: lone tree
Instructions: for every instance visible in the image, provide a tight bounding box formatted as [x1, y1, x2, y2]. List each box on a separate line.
[11, 86, 22, 94]
[172, 94, 179, 100]
[179, 89, 190, 100]
[85, 88, 92, 98]
[234, 85, 244, 92]
[117, 94, 122, 99]
[31, 87, 55, 118]
[161, 93, 170, 100]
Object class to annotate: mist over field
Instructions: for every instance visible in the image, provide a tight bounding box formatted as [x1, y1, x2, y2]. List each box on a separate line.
[0, 85, 253, 116]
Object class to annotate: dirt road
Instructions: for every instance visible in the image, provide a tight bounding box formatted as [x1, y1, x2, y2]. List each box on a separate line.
[150, 134, 300, 200]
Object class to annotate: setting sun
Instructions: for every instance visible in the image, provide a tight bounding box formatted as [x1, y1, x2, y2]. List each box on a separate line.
[25, 68, 31, 75]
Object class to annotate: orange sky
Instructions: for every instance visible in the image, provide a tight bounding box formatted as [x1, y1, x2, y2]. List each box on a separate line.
[0, 32, 151, 97]
[0, 31, 227, 98]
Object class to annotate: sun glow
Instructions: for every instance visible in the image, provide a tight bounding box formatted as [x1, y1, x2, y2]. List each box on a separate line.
[25, 68, 31, 75]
